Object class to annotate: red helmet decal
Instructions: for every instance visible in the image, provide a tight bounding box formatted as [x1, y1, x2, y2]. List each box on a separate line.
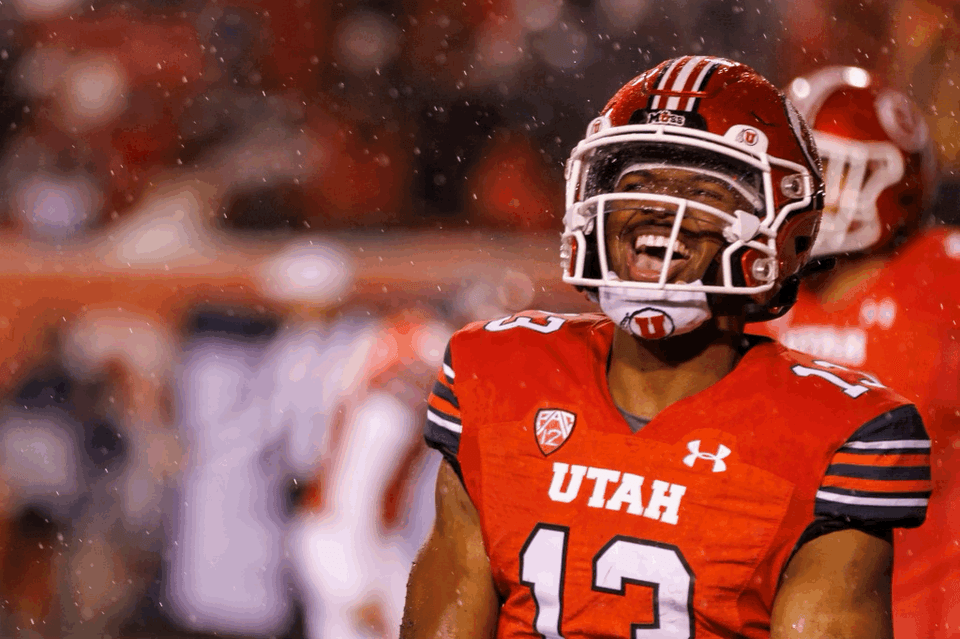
[629, 308, 675, 339]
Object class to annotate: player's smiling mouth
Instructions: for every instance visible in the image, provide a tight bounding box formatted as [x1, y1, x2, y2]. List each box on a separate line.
[620, 225, 694, 283]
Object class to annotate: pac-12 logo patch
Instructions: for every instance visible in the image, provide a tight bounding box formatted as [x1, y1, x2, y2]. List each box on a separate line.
[534, 409, 577, 456]
[626, 308, 675, 339]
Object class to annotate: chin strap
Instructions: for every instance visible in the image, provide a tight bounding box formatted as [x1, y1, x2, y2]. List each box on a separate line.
[599, 282, 713, 340]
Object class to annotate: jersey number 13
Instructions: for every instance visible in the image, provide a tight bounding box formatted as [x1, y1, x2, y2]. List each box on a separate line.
[520, 523, 695, 639]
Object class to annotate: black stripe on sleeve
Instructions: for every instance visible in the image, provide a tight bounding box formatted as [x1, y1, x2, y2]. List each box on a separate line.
[427, 405, 461, 428]
[443, 342, 453, 368]
[424, 418, 460, 457]
[845, 404, 927, 443]
[825, 464, 931, 481]
[431, 379, 460, 410]
[814, 486, 929, 529]
[814, 502, 927, 529]
[834, 445, 932, 456]
[817, 486, 933, 500]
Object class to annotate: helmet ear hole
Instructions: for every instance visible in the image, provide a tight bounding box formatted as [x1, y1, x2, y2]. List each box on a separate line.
[730, 247, 774, 288]
[794, 236, 811, 254]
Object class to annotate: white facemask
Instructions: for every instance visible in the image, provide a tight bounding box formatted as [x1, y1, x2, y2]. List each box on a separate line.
[598, 282, 713, 340]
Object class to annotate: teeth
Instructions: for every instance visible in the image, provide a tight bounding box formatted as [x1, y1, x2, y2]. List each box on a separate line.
[634, 234, 690, 258]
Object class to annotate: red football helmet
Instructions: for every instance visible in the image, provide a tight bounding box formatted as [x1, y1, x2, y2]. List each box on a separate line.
[563, 56, 825, 320]
[786, 66, 938, 257]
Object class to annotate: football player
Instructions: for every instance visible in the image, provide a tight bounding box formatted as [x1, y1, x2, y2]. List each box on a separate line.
[401, 56, 932, 638]
[756, 65, 958, 638]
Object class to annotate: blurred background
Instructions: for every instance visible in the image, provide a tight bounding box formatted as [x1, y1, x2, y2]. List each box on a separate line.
[0, 0, 956, 637]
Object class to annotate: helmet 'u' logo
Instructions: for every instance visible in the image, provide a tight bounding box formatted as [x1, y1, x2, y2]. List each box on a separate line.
[628, 308, 675, 339]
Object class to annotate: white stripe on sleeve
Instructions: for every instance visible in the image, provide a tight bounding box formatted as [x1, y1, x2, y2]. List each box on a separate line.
[816, 490, 928, 508]
[427, 408, 462, 434]
[842, 439, 931, 451]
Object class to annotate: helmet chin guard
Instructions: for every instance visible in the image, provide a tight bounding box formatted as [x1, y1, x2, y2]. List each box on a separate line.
[599, 281, 713, 340]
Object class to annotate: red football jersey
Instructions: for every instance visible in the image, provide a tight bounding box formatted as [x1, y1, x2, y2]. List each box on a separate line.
[756, 228, 960, 638]
[426, 312, 930, 639]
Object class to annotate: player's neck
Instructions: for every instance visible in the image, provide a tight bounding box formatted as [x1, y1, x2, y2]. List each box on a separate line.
[607, 320, 743, 423]
[806, 254, 888, 307]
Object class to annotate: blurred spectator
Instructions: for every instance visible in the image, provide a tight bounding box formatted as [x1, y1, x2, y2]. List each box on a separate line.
[2, 5, 205, 232]
[55, 308, 181, 637]
[161, 239, 443, 639]
[287, 306, 448, 639]
[463, 128, 558, 229]
[0, 406, 81, 639]
[199, 0, 332, 93]
[160, 240, 351, 638]
[299, 102, 418, 228]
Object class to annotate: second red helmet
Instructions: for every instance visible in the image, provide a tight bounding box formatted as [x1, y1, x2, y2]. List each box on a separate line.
[786, 65, 938, 258]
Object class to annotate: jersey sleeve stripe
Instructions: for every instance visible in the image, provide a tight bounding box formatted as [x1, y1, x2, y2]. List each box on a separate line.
[816, 405, 931, 528]
[840, 440, 931, 451]
[833, 448, 930, 460]
[424, 419, 461, 456]
[427, 341, 462, 419]
[821, 476, 933, 494]
[427, 406, 462, 434]
[424, 340, 462, 459]
[825, 462, 930, 480]
[815, 488, 930, 508]
[829, 452, 930, 468]
[428, 380, 461, 414]
[431, 379, 460, 410]
[844, 404, 928, 442]
[814, 503, 926, 528]
[442, 344, 455, 382]
[427, 392, 461, 422]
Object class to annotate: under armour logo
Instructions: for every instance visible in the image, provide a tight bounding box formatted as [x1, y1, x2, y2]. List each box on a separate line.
[683, 440, 731, 472]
